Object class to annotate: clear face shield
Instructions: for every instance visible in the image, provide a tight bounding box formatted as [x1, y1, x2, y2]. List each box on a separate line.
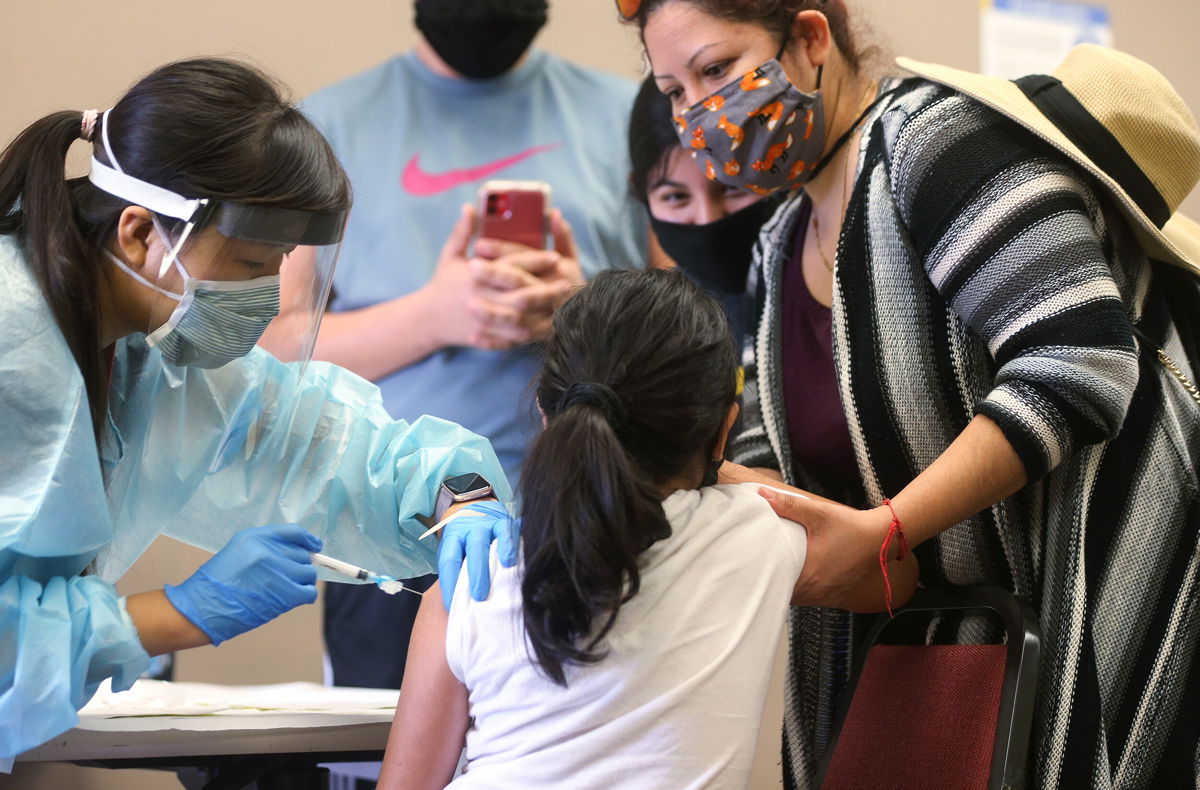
[143, 204, 344, 370]
[90, 109, 345, 370]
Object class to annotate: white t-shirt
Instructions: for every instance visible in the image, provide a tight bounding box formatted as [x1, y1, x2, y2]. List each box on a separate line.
[445, 483, 807, 789]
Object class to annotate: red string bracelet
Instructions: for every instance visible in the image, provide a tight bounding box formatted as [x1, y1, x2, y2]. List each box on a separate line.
[879, 497, 909, 618]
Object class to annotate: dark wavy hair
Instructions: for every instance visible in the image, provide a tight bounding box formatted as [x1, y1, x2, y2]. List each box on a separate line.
[0, 58, 351, 442]
[519, 269, 738, 685]
[628, 76, 680, 203]
[629, 0, 875, 74]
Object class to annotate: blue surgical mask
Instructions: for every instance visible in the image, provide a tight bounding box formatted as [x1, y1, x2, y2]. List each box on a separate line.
[104, 241, 280, 369]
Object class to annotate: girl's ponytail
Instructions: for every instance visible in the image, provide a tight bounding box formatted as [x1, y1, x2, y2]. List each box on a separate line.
[520, 385, 672, 685]
[519, 269, 738, 686]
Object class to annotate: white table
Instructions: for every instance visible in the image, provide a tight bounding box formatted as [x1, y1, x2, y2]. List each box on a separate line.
[17, 680, 398, 789]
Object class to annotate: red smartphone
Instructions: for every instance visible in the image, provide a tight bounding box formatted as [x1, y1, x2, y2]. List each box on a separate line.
[476, 180, 552, 250]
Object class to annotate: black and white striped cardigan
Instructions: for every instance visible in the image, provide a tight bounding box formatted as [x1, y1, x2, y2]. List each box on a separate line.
[731, 78, 1200, 790]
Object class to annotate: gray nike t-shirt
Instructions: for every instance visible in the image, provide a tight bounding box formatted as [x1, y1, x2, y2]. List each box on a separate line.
[303, 50, 647, 484]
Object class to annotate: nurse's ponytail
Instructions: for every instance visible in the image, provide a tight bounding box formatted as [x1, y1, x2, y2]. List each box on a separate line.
[0, 59, 349, 443]
[520, 269, 737, 686]
[0, 111, 109, 439]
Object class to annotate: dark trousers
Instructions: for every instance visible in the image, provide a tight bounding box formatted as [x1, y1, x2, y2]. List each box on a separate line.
[322, 574, 437, 690]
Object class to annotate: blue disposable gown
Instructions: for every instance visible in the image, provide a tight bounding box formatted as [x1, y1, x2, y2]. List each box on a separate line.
[0, 234, 511, 760]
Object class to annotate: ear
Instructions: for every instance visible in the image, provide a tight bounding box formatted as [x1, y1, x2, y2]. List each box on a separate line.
[789, 9, 833, 72]
[712, 401, 741, 460]
[113, 205, 156, 269]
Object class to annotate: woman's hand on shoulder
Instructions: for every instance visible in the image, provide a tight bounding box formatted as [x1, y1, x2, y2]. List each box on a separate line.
[760, 488, 919, 613]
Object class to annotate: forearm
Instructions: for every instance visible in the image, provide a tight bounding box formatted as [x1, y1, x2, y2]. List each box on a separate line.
[885, 413, 1027, 546]
[748, 466, 784, 483]
[762, 415, 1025, 613]
[719, 461, 833, 502]
[125, 590, 211, 655]
[311, 289, 445, 381]
[444, 498, 496, 519]
[717, 463, 780, 485]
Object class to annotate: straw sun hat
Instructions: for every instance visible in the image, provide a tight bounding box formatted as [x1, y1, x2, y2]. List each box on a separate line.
[896, 44, 1200, 276]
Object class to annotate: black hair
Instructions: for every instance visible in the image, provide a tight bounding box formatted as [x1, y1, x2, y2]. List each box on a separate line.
[0, 58, 351, 443]
[519, 269, 738, 685]
[628, 76, 682, 203]
[630, 0, 874, 75]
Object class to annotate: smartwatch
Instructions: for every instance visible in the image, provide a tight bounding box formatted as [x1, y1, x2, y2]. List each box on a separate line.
[432, 472, 495, 525]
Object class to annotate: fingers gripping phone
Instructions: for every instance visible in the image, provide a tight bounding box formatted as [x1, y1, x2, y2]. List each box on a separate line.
[476, 180, 552, 250]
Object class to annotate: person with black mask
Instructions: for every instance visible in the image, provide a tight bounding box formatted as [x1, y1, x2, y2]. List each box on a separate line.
[415, 0, 544, 78]
[280, 3, 646, 787]
[628, 76, 785, 344]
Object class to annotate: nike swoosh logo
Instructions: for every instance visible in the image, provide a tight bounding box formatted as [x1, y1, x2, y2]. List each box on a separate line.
[401, 144, 561, 196]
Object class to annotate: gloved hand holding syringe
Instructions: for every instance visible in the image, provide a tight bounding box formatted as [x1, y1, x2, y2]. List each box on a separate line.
[312, 506, 494, 596]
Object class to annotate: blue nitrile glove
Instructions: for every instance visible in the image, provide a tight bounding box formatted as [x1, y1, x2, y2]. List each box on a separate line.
[437, 500, 519, 610]
[163, 524, 322, 645]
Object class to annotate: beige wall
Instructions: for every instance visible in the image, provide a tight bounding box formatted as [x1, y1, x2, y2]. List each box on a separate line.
[2, 2, 1197, 788]
[863, 0, 1200, 217]
[3, 0, 1196, 210]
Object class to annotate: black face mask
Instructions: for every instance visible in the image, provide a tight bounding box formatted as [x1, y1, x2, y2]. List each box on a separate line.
[650, 194, 786, 294]
[415, 0, 548, 79]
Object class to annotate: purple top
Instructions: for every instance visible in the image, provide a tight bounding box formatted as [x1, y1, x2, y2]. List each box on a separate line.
[779, 205, 860, 488]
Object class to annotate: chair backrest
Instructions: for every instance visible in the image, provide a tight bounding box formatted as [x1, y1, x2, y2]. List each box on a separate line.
[821, 644, 1007, 790]
[815, 586, 1040, 790]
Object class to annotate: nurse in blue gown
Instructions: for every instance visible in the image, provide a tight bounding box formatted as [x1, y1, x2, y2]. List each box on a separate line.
[0, 58, 515, 763]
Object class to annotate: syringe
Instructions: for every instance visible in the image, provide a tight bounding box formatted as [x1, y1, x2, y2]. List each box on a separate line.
[310, 553, 408, 595]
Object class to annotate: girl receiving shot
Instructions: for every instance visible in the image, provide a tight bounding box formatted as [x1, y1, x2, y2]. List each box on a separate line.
[378, 269, 915, 789]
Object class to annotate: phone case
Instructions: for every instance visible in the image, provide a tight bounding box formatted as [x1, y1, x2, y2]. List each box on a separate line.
[477, 180, 552, 250]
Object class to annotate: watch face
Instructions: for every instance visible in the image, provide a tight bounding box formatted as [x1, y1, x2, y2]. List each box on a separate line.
[444, 472, 490, 497]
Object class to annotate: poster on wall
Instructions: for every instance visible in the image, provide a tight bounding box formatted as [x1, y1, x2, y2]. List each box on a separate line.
[980, 0, 1113, 78]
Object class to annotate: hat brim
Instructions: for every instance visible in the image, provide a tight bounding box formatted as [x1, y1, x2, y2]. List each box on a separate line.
[896, 56, 1200, 276]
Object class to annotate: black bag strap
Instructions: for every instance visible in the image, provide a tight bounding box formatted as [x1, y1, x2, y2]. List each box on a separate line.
[1014, 74, 1171, 228]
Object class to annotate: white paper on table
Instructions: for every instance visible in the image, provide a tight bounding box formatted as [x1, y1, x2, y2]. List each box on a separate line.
[77, 679, 398, 732]
[980, 0, 1113, 79]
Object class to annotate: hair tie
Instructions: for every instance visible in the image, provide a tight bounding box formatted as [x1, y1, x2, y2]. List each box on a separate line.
[80, 109, 100, 142]
[557, 382, 626, 428]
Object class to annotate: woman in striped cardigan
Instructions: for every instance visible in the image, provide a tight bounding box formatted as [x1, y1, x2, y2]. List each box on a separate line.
[631, 1, 1199, 788]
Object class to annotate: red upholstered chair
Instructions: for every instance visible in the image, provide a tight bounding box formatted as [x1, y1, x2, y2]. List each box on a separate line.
[815, 586, 1040, 790]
